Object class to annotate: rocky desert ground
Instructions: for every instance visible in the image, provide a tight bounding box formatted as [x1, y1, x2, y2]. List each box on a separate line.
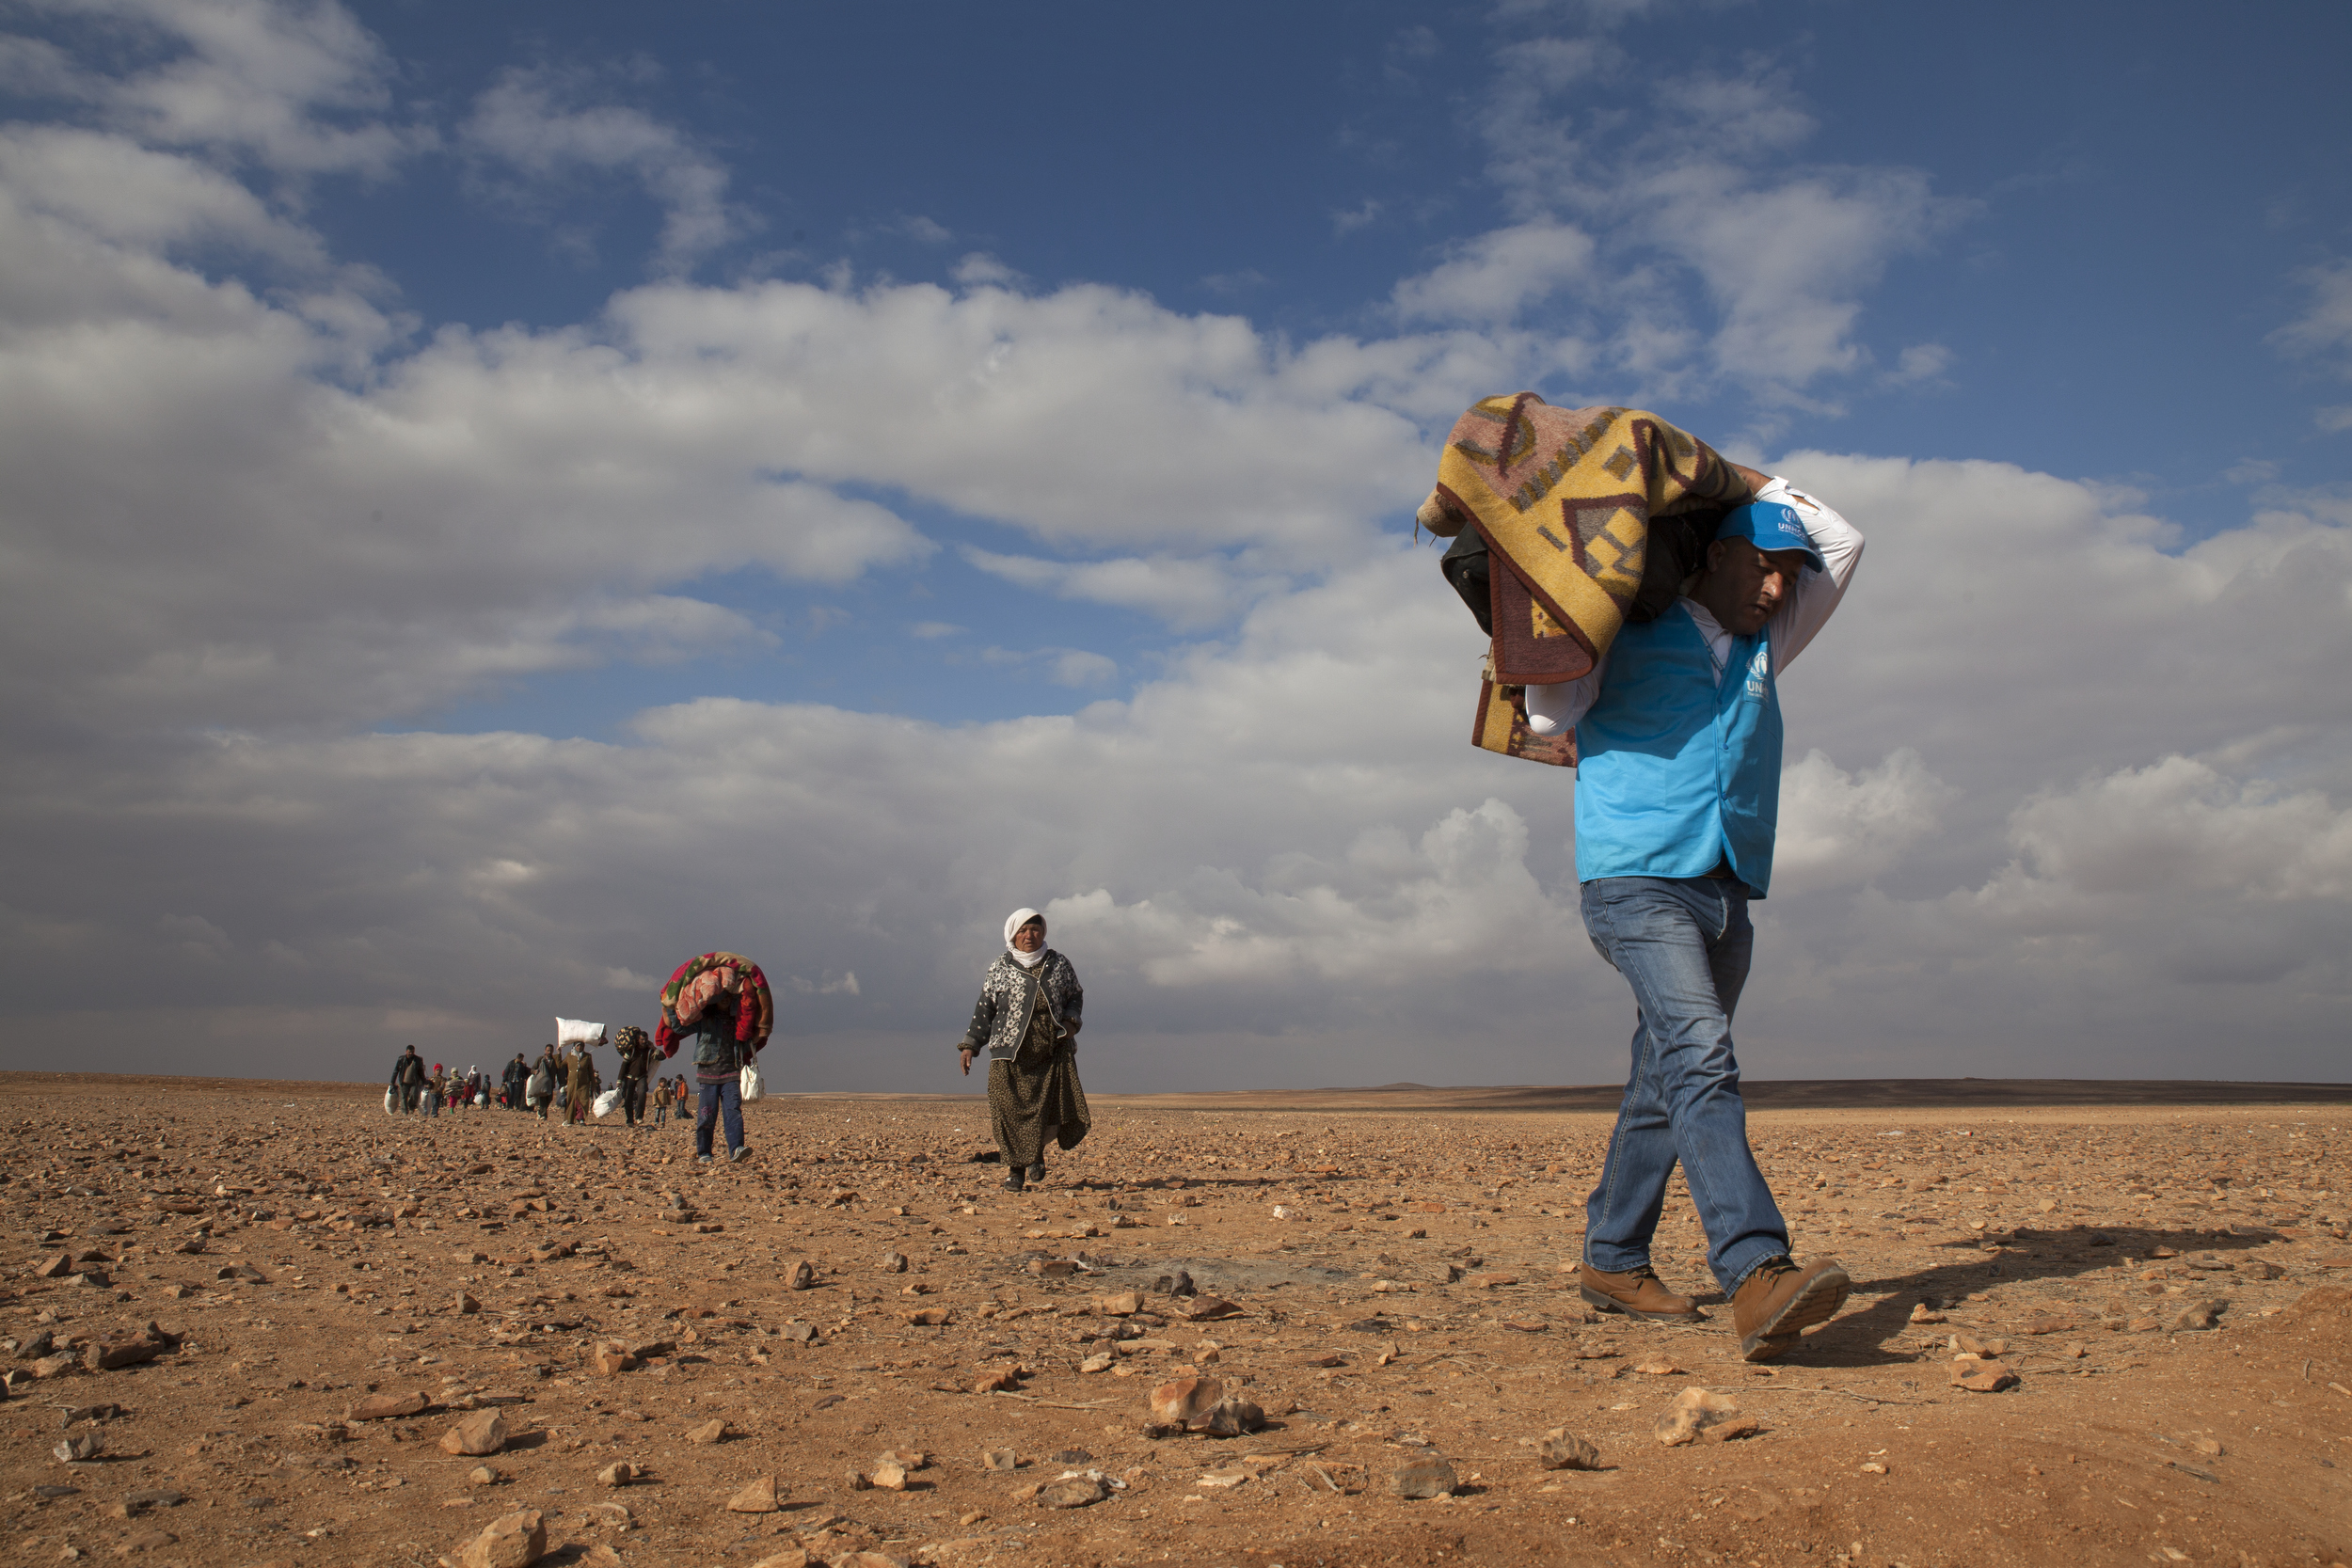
[2, 1073, 2347, 1568]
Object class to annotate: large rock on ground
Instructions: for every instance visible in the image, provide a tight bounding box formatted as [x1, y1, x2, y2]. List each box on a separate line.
[458, 1509, 545, 1568]
[1535, 1429, 1600, 1470]
[439, 1408, 510, 1456]
[1654, 1386, 1741, 1446]
[1391, 1457, 1458, 1498]
[350, 1390, 428, 1421]
[1147, 1376, 1222, 1426]
[726, 1473, 779, 1513]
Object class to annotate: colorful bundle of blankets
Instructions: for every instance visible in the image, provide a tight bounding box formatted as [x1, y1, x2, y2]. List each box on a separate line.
[1417, 393, 1749, 767]
[654, 952, 774, 1058]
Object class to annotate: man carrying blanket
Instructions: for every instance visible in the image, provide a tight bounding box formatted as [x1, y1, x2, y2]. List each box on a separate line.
[1525, 470, 1866, 1361]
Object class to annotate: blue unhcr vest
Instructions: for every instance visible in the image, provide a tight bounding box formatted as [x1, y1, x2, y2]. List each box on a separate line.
[1573, 603, 1782, 896]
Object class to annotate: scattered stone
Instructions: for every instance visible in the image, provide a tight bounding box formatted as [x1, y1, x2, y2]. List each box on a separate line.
[585, 1501, 633, 1528]
[869, 1460, 910, 1491]
[591, 1343, 637, 1376]
[215, 1262, 267, 1284]
[1170, 1295, 1242, 1321]
[457, 1508, 545, 1568]
[905, 1308, 950, 1327]
[1078, 1352, 1114, 1374]
[81, 1336, 167, 1373]
[54, 1433, 103, 1463]
[880, 1251, 908, 1273]
[748, 1552, 812, 1568]
[1197, 1397, 1265, 1438]
[596, 1462, 635, 1487]
[1654, 1386, 1741, 1446]
[32, 1252, 72, 1279]
[454, 1292, 480, 1314]
[981, 1447, 1020, 1471]
[114, 1528, 176, 1554]
[1095, 1291, 1143, 1317]
[1038, 1475, 1108, 1508]
[778, 1322, 818, 1343]
[1390, 1456, 1458, 1498]
[469, 1466, 501, 1487]
[724, 1474, 779, 1513]
[1630, 1356, 1681, 1375]
[1148, 1376, 1223, 1427]
[685, 1419, 729, 1445]
[2171, 1302, 2224, 1332]
[1535, 1430, 1600, 1471]
[2243, 1259, 2285, 1280]
[1950, 1358, 2019, 1393]
[438, 1409, 510, 1457]
[2019, 1314, 2074, 1337]
[350, 1391, 429, 1421]
[785, 1260, 815, 1291]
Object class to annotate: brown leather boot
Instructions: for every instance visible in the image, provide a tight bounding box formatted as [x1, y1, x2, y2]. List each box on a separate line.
[1730, 1256, 1851, 1362]
[1579, 1262, 1704, 1323]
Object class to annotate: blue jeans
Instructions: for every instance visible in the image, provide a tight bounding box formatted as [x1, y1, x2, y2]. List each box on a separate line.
[695, 1077, 743, 1157]
[1580, 876, 1789, 1295]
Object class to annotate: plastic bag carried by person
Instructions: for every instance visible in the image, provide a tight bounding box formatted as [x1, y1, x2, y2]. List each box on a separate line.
[475, 1091, 488, 1108]
[383, 1087, 397, 1116]
[593, 1087, 621, 1118]
[556, 1017, 607, 1047]
[739, 1059, 764, 1102]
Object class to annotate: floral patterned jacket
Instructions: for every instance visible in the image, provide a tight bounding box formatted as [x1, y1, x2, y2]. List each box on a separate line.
[959, 951, 1084, 1062]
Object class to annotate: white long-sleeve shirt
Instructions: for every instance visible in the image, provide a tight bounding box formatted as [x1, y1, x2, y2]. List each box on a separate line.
[1523, 476, 1864, 736]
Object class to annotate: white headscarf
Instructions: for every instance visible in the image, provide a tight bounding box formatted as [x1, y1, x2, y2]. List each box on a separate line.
[1004, 907, 1047, 970]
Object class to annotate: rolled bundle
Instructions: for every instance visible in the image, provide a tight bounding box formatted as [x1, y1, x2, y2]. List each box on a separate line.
[653, 952, 774, 1058]
[1418, 393, 1749, 768]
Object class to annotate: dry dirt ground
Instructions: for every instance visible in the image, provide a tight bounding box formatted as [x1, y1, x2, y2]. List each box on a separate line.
[3, 1074, 2348, 1568]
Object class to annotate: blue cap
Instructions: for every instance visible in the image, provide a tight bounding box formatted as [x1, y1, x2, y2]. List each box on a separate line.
[1717, 499, 1823, 572]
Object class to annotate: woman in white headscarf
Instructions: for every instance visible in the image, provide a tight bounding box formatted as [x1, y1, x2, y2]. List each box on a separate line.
[957, 908, 1089, 1192]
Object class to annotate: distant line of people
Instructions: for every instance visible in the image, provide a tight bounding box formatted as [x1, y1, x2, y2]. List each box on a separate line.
[389, 1040, 691, 1128]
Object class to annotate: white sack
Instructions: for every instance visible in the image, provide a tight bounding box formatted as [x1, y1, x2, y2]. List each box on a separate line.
[556, 1017, 607, 1047]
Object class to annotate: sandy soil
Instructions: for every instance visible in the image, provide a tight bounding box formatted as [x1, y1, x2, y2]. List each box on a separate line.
[2, 1074, 2347, 1568]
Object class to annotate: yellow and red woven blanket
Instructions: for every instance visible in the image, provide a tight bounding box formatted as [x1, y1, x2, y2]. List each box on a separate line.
[1418, 393, 1747, 766]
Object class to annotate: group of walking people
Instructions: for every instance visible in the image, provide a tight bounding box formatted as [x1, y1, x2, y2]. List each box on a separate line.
[386, 1049, 495, 1115]
[389, 1038, 691, 1126]
[369, 437, 1868, 1365]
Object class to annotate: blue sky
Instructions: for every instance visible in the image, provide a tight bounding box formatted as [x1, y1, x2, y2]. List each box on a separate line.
[330, 1, 2352, 732]
[2, 0, 2347, 1089]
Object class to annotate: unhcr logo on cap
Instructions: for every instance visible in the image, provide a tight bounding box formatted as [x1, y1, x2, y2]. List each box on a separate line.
[1718, 499, 1825, 572]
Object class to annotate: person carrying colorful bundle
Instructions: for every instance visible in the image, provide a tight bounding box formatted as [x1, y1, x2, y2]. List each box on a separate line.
[654, 952, 774, 1165]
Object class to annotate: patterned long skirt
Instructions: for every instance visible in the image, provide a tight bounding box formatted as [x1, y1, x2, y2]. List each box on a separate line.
[987, 1050, 1089, 1169]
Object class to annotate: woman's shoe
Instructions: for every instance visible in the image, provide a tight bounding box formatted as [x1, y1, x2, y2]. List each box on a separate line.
[1001, 1170, 1025, 1193]
[1026, 1163, 1045, 1185]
